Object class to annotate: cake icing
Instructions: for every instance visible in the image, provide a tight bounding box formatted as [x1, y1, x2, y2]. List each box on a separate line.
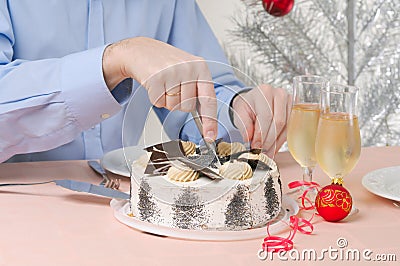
[181, 141, 196, 156]
[167, 162, 200, 182]
[219, 161, 253, 180]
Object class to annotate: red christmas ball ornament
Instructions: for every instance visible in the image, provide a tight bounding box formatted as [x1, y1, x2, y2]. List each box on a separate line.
[262, 0, 295, 17]
[315, 183, 352, 222]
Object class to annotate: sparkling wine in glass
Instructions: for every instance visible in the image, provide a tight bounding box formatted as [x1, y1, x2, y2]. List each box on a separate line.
[287, 75, 328, 184]
[315, 84, 361, 184]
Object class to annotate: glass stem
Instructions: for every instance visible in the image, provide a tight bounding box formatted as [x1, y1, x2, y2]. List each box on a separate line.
[302, 166, 314, 183]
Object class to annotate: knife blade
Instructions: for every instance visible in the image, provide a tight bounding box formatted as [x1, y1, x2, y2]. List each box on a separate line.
[54, 179, 130, 200]
[190, 109, 221, 168]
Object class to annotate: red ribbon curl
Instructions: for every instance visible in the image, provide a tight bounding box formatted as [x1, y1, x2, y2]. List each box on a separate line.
[261, 181, 320, 253]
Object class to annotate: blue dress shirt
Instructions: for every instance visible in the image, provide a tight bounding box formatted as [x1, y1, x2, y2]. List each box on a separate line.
[0, 0, 244, 162]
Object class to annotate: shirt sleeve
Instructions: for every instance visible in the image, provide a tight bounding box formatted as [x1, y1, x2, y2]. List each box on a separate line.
[0, 6, 121, 162]
[152, 0, 248, 144]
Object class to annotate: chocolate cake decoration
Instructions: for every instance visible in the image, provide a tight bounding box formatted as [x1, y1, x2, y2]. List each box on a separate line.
[144, 140, 271, 180]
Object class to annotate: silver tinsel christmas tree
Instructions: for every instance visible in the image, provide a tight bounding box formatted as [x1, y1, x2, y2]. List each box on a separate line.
[227, 0, 400, 146]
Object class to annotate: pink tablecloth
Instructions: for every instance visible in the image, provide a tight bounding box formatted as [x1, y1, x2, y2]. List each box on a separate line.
[0, 146, 399, 266]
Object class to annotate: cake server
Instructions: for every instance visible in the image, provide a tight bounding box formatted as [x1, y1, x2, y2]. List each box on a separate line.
[190, 109, 221, 168]
[0, 179, 130, 200]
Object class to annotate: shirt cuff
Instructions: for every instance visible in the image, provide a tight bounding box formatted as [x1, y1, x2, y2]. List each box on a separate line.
[111, 78, 133, 104]
[61, 45, 122, 131]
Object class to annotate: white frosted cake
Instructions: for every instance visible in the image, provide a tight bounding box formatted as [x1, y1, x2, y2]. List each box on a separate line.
[129, 140, 282, 231]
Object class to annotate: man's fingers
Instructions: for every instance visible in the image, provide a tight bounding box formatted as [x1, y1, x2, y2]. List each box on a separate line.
[197, 93, 217, 141]
[265, 124, 287, 158]
[180, 81, 196, 112]
[165, 83, 181, 111]
[231, 85, 291, 155]
[287, 93, 293, 123]
[147, 80, 165, 108]
[268, 92, 291, 156]
[262, 89, 287, 152]
[277, 124, 287, 152]
[250, 87, 273, 149]
[250, 115, 264, 149]
[233, 106, 254, 143]
[197, 67, 217, 141]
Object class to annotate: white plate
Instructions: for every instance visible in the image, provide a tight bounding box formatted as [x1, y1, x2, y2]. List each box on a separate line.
[101, 146, 145, 177]
[362, 166, 400, 202]
[110, 195, 299, 241]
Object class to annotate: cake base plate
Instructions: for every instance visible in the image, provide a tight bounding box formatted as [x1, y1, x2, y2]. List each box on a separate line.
[110, 195, 298, 241]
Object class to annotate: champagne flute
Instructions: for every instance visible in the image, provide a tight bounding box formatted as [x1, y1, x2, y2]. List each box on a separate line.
[315, 84, 361, 184]
[287, 75, 328, 184]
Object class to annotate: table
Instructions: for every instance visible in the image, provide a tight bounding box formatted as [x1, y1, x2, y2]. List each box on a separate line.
[0, 146, 399, 266]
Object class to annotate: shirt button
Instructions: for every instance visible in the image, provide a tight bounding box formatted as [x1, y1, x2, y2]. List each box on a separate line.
[101, 113, 110, 119]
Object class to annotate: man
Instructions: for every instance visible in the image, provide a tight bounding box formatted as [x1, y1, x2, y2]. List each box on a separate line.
[0, 0, 290, 162]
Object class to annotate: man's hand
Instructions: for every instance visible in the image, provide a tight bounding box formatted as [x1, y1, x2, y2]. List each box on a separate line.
[102, 37, 217, 141]
[231, 84, 292, 157]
